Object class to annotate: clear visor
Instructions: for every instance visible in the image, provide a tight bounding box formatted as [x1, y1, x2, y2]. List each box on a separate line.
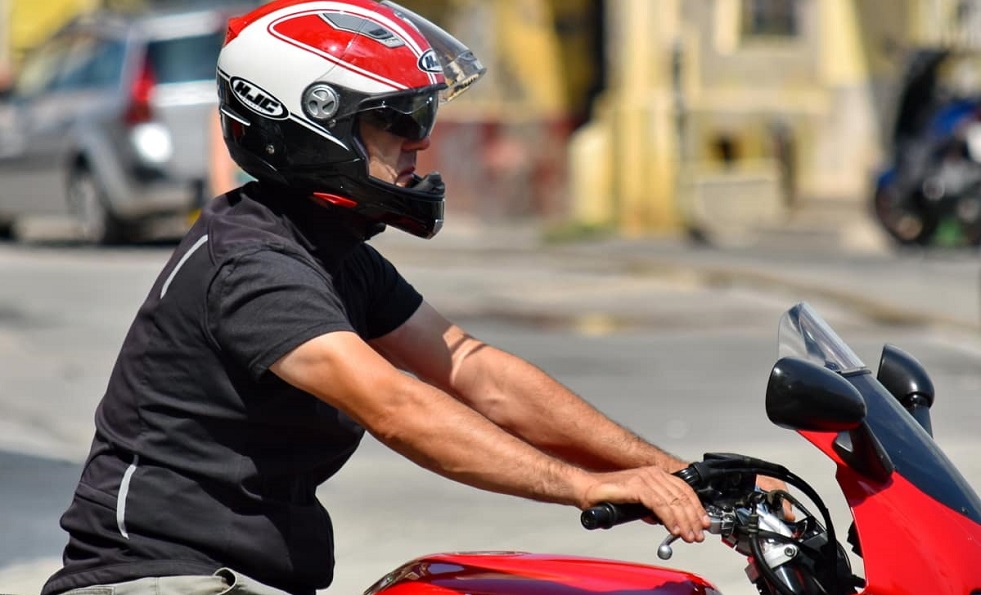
[381, 0, 486, 102]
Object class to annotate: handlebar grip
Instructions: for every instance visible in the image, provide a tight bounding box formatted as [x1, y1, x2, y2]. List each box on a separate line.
[675, 465, 700, 488]
[581, 502, 651, 530]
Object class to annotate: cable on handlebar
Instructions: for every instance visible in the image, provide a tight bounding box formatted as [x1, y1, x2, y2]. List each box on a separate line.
[678, 454, 849, 594]
[690, 455, 839, 562]
[710, 465, 846, 595]
[746, 508, 801, 595]
[581, 454, 852, 594]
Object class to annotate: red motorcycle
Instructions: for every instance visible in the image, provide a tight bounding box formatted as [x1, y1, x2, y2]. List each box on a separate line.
[365, 303, 981, 595]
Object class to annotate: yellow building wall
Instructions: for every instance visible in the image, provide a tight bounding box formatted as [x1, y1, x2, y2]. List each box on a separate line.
[7, 0, 99, 60]
[396, 0, 595, 223]
[570, 0, 907, 237]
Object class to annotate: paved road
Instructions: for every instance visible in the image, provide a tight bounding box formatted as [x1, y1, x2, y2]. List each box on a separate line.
[374, 221, 981, 334]
[0, 232, 978, 595]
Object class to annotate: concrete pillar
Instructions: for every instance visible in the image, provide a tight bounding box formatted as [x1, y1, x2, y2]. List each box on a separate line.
[607, 0, 681, 235]
[808, 0, 880, 200]
[493, 0, 565, 115]
[0, 0, 12, 88]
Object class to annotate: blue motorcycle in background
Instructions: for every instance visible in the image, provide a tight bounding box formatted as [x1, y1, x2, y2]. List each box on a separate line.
[872, 49, 981, 247]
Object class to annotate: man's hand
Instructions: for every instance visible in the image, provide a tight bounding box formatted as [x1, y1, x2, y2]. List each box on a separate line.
[582, 467, 710, 543]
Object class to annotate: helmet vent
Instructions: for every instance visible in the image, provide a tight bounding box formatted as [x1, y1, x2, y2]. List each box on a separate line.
[302, 84, 341, 122]
[319, 12, 405, 48]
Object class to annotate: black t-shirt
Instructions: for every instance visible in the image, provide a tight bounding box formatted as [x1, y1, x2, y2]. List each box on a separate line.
[42, 183, 423, 595]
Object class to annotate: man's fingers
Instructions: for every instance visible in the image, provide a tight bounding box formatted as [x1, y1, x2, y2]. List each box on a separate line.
[637, 473, 706, 543]
[584, 467, 709, 544]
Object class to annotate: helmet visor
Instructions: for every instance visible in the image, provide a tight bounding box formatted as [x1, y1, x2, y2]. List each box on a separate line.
[359, 89, 439, 140]
[381, 0, 486, 102]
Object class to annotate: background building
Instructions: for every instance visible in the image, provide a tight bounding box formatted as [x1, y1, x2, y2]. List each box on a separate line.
[567, 0, 981, 244]
[0, 0, 98, 87]
[4, 0, 981, 242]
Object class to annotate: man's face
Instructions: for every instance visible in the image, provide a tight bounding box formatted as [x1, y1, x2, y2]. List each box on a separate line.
[358, 120, 432, 187]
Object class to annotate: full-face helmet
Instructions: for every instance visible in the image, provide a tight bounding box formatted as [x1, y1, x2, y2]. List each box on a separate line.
[217, 0, 484, 237]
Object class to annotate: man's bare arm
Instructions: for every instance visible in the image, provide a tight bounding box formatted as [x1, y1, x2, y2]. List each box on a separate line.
[272, 329, 708, 542]
[372, 301, 689, 473]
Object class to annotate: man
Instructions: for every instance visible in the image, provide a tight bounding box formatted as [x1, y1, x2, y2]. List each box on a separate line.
[42, 2, 710, 594]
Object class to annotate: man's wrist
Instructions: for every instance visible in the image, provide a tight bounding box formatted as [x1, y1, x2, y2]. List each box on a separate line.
[565, 465, 600, 510]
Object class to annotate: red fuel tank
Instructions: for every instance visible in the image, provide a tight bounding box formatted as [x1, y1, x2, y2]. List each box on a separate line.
[364, 552, 722, 595]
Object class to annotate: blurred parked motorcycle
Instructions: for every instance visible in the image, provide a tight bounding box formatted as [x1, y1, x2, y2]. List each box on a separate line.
[872, 49, 981, 247]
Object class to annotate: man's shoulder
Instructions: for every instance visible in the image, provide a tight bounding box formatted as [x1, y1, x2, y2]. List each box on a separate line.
[345, 240, 399, 274]
[203, 189, 314, 266]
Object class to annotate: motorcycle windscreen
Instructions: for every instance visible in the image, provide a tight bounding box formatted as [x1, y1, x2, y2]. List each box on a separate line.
[777, 303, 981, 593]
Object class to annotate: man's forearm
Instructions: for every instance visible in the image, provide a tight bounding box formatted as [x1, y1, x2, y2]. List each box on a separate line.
[452, 344, 689, 473]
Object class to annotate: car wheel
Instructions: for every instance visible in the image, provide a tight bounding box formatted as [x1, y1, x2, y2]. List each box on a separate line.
[67, 168, 127, 245]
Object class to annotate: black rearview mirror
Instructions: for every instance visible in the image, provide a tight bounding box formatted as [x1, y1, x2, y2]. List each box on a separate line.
[877, 344, 935, 435]
[766, 357, 867, 432]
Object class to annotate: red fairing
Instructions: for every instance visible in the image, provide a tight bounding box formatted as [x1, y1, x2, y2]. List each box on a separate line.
[801, 430, 981, 594]
[367, 552, 722, 595]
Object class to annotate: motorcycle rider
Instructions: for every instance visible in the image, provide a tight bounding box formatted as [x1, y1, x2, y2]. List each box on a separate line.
[42, 2, 710, 594]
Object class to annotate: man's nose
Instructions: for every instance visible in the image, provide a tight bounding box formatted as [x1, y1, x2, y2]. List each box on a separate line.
[403, 135, 431, 152]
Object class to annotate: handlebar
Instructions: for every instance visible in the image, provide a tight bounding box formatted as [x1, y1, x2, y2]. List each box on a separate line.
[580, 453, 794, 531]
[580, 464, 702, 531]
[580, 502, 650, 530]
[578, 454, 857, 595]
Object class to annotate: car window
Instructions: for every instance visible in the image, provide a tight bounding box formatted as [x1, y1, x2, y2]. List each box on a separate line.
[146, 31, 224, 84]
[55, 35, 126, 91]
[12, 36, 74, 98]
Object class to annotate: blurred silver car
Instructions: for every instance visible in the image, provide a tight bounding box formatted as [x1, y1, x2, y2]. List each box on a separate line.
[0, 3, 256, 243]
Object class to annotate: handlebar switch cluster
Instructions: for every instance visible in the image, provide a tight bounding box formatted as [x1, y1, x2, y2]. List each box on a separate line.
[706, 506, 736, 537]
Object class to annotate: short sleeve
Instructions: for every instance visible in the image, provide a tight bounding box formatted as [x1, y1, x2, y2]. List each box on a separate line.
[208, 248, 353, 380]
[353, 244, 423, 339]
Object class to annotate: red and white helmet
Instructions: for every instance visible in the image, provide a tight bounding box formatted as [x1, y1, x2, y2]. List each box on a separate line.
[216, 0, 484, 237]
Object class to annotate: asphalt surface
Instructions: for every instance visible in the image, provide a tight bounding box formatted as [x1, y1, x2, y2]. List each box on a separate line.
[372, 218, 981, 335]
[0, 215, 978, 595]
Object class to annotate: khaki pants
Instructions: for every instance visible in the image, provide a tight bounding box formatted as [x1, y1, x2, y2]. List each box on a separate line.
[58, 568, 294, 595]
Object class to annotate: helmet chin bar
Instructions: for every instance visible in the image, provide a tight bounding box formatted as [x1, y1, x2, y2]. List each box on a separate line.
[369, 171, 446, 238]
[339, 171, 443, 238]
[309, 172, 445, 239]
[406, 171, 444, 194]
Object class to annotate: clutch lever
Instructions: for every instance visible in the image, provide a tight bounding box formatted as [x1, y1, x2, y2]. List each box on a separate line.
[657, 505, 736, 559]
